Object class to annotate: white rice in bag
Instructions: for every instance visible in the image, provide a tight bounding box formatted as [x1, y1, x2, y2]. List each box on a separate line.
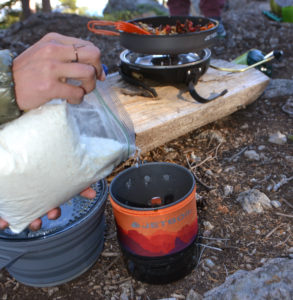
[0, 101, 126, 233]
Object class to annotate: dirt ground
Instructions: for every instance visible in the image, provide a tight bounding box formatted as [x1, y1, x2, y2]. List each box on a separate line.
[0, 1, 292, 299]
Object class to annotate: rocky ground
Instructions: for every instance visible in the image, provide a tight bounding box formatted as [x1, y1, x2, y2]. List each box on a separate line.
[0, 0, 293, 299]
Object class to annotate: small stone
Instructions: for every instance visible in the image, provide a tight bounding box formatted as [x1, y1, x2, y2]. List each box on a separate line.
[246, 264, 252, 270]
[255, 229, 261, 235]
[224, 185, 233, 196]
[47, 287, 59, 297]
[203, 221, 214, 231]
[205, 258, 216, 269]
[196, 193, 203, 203]
[288, 247, 293, 253]
[260, 258, 267, 264]
[191, 153, 201, 162]
[244, 150, 260, 161]
[268, 132, 287, 145]
[240, 123, 249, 129]
[205, 169, 213, 176]
[258, 145, 266, 151]
[186, 289, 203, 300]
[285, 156, 293, 163]
[236, 189, 272, 213]
[136, 288, 146, 296]
[271, 200, 281, 208]
[224, 166, 236, 173]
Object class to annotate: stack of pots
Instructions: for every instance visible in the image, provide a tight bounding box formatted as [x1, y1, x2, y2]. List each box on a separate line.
[0, 162, 200, 286]
[0, 181, 108, 287]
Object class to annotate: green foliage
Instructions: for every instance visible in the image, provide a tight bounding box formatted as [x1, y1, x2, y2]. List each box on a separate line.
[0, 0, 21, 28]
[59, 0, 77, 13]
[75, 7, 86, 16]
[103, 5, 167, 21]
[103, 11, 136, 21]
[0, 11, 21, 29]
[137, 4, 167, 16]
[0, 0, 18, 10]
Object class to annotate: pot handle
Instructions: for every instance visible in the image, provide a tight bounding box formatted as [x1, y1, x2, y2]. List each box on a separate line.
[0, 246, 26, 269]
[188, 81, 228, 103]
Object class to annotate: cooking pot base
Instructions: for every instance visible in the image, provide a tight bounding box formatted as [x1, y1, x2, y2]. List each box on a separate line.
[120, 235, 201, 284]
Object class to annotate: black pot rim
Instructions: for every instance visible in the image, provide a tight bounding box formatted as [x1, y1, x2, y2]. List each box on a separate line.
[110, 162, 195, 211]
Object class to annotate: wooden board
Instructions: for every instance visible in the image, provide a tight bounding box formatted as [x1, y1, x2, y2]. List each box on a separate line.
[107, 59, 270, 154]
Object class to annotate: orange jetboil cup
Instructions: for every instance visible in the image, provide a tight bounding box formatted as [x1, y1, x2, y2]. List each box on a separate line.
[109, 162, 200, 284]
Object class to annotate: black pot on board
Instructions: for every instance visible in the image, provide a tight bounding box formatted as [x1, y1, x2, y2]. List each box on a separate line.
[120, 16, 219, 55]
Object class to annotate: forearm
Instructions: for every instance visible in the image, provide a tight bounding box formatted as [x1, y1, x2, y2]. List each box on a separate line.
[0, 50, 21, 125]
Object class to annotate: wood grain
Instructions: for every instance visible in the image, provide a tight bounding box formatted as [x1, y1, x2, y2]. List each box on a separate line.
[107, 59, 270, 153]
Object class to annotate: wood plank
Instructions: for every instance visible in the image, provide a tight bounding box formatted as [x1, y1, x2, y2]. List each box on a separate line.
[107, 59, 270, 154]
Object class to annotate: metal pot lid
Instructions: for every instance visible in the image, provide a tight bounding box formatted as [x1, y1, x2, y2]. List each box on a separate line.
[0, 180, 107, 240]
[120, 49, 211, 70]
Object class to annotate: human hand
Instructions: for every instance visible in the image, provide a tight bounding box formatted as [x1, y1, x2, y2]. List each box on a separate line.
[0, 187, 97, 232]
[12, 32, 106, 111]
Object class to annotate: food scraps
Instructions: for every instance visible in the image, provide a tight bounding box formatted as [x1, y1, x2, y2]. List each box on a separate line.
[136, 19, 216, 35]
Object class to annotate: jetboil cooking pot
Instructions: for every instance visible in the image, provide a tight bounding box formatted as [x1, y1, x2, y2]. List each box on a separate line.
[109, 162, 200, 284]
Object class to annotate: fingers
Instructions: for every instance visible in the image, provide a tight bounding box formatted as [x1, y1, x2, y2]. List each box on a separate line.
[0, 217, 43, 231]
[29, 218, 42, 231]
[52, 82, 85, 104]
[40, 32, 93, 47]
[0, 218, 9, 230]
[58, 62, 97, 94]
[71, 44, 105, 80]
[47, 207, 61, 220]
[28, 207, 61, 231]
[80, 187, 96, 199]
[37, 37, 105, 80]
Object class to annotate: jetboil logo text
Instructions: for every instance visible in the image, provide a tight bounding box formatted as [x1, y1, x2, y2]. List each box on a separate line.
[131, 209, 192, 229]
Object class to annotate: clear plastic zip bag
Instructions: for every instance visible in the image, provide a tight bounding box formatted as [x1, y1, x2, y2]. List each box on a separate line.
[0, 80, 136, 233]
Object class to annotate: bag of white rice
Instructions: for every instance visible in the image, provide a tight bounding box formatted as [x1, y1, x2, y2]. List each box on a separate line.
[0, 81, 135, 233]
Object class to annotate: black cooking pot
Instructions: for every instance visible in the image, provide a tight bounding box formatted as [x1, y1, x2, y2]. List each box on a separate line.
[120, 16, 219, 55]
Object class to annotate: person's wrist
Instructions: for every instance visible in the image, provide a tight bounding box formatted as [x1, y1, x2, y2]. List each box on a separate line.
[0, 50, 21, 124]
